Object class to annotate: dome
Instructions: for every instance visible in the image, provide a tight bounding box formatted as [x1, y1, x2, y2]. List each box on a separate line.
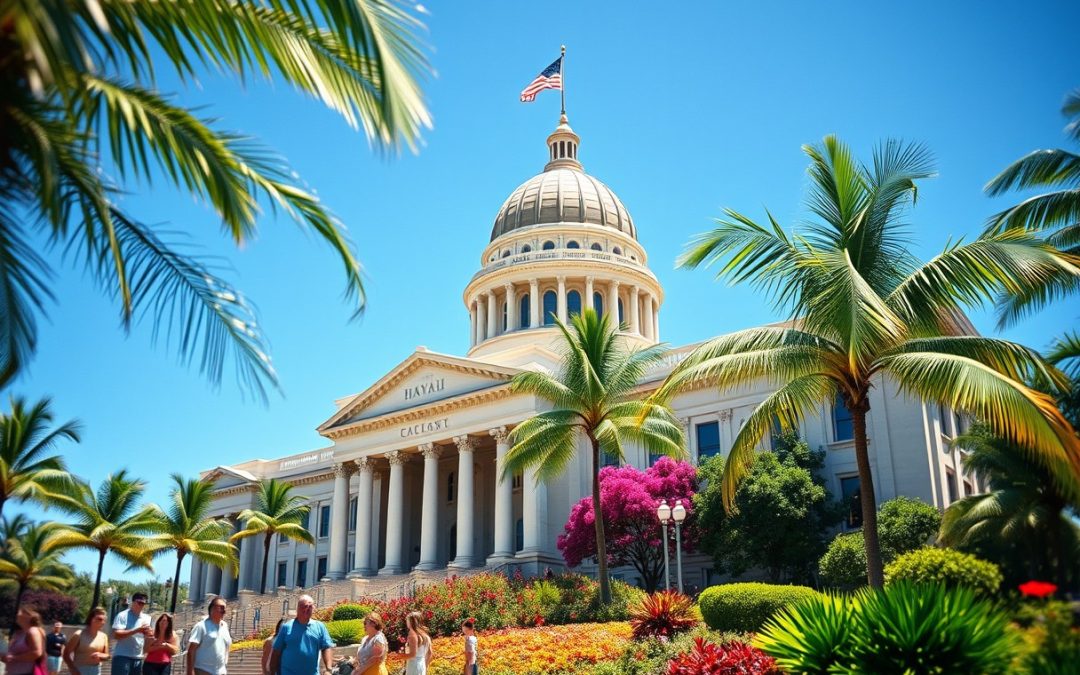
[489, 115, 636, 242]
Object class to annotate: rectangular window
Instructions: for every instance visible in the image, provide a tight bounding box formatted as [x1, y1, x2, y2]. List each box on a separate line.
[696, 421, 721, 462]
[348, 550, 354, 571]
[316, 556, 327, 581]
[348, 497, 358, 533]
[954, 411, 967, 437]
[648, 452, 662, 466]
[276, 562, 287, 588]
[833, 395, 854, 442]
[938, 404, 951, 436]
[963, 480, 972, 497]
[840, 475, 862, 529]
[318, 504, 331, 538]
[511, 473, 523, 490]
[299, 510, 310, 531]
[601, 451, 619, 467]
[946, 470, 958, 503]
[295, 559, 308, 588]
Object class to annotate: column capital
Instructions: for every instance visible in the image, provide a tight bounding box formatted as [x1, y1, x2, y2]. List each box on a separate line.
[631, 284, 640, 295]
[488, 426, 509, 443]
[386, 450, 408, 467]
[355, 456, 374, 474]
[556, 274, 566, 284]
[419, 443, 441, 460]
[585, 275, 595, 284]
[454, 435, 476, 453]
[611, 280, 621, 289]
[504, 282, 514, 293]
[333, 462, 355, 479]
[719, 409, 733, 422]
[487, 288, 496, 298]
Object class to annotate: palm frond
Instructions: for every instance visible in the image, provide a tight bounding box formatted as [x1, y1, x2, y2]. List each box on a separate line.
[985, 149, 1080, 198]
[1047, 331, 1080, 378]
[1065, 89, 1080, 143]
[984, 188, 1080, 236]
[0, 208, 53, 389]
[504, 410, 582, 482]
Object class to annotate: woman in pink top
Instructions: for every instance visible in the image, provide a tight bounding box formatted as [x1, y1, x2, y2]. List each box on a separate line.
[3, 607, 45, 675]
[144, 614, 179, 675]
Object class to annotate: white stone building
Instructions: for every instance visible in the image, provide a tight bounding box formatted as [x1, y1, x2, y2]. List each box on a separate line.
[193, 115, 980, 601]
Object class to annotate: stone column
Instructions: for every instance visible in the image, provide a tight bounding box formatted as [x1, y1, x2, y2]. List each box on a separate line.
[653, 299, 660, 340]
[416, 443, 442, 571]
[220, 516, 240, 598]
[529, 280, 540, 328]
[469, 304, 477, 347]
[608, 281, 621, 328]
[520, 465, 547, 553]
[205, 562, 222, 599]
[379, 451, 407, 575]
[190, 556, 205, 601]
[476, 296, 487, 343]
[486, 290, 497, 338]
[328, 462, 354, 579]
[505, 283, 517, 333]
[585, 277, 595, 315]
[642, 294, 654, 340]
[450, 435, 476, 568]
[629, 286, 641, 334]
[556, 276, 567, 322]
[351, 458, 375, 576]
[489, 427, 515, 561]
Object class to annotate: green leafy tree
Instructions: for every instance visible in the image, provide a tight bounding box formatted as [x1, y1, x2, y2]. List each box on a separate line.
[940, 424, 1080, 592]
[146, 474, 236, 612]
[0, 521, 74, 624]
[231, 478, 314, 594]
[877, 496, 940, 561]
[0, 0, 432, 396]
[695, 432, 842, 583]
[819, 532, 868, 589]
[653, 136, 1080, 586]
[0, 397, 79, 518]
[503, 309, 685, 605]
[52, 471, 160, 614]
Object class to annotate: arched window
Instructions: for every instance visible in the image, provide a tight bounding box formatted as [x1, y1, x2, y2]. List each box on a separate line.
[566, 240, 580, 249]
[543, 290, 557, 325]
[590, 243, 602, 251]
[618, 299, 624, 324]
[521, 244, 532, 253]
[515, 519, 524, 552]
[519, 294, 530, 328]
[542, 241, 555, 251]
[612, 246, 622, 255]
[447, 472, 456, 502]
[567, 290, 581, 317]
[593, 292, 604, 318]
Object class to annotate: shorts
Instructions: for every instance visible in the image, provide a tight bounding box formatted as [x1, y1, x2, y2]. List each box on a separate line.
[77, 666, 100, 675]
[46, 657, 62, 673]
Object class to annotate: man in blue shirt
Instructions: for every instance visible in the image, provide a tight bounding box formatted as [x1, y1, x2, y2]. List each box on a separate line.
[269, 595, 335, 675]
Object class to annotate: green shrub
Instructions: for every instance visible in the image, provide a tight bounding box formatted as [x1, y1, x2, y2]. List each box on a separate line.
[877, 496, 941, 560]
[325, 619, 364, 645]
[1015, 600, 1080, 674]
[884, 547, 1002, 595]
[698, 582, 821, 633]
[818, 532, 867, 590]
[331, 603, 374, 621]
[755, 583, 1017, 674]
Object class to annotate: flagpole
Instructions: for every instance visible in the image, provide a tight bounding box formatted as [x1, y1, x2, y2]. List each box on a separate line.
[560, 44, 566, 115]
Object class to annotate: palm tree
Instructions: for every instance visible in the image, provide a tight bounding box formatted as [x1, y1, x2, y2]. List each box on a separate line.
[652, 137, 1080, 587]
[983, 89, 1080, 325]
[52, 471, 160, 613]
[940, 424, 1080, 593]
[231, 479, 314, 594]
[503, 309, 685, 605]
[0, 522, 75, 624]
[146, 475, 237, 612]
[0, 397, 80, 518]
[0, 0, 432, 397]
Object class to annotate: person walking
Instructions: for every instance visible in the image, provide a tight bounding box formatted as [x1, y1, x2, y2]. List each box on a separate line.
[112, 593, 152, 675]
[402, 613, 431, 675]
[260, 619, 284, 675]
[143, 614, 178, 675]
[63, 609, 109, 675]
[2, 608, 45, 675]
[269, 596, 334, 675]
[350, 614, 386, 675]
[45, 623, 66, 675]
[460, 619, 477, 675]
[186, 598, 232, 675]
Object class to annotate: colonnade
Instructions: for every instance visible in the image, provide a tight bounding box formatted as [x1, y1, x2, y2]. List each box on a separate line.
[189, 514, 254, 601]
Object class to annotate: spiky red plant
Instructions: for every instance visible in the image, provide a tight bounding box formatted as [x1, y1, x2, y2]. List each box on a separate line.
[629, 590, 698, 640]
[666, 637, 778, 675]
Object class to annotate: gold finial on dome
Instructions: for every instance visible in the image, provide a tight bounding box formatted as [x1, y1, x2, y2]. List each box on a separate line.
[544, 113, 582, 172]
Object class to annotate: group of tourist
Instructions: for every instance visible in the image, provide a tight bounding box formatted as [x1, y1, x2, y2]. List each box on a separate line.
[2, 593, 479, 675]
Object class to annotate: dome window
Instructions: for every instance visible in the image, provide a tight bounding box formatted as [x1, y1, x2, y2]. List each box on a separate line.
[630, 255, 637, 261]
[567, 290, 582, 316]
[543, 291, 557, 325]
[519, 294, 531, 329]
[489, 255, 496, 262]
[590, 243, 603, 251]
[502, 250, 511, 258]
[612, 246, 622, 255]
[521, 244, 532, 253]
[593, 292, 604, 318]
[566, 240, 580, 249]
[542, 241, 555, 251]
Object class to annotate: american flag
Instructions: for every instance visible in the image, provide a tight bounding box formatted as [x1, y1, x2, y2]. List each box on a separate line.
[520, 56, 562, 102]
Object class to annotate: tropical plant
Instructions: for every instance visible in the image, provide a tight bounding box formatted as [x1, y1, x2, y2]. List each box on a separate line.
[884, 547, 1003, 596]
[0, 521, 74, 624]
[697, 582, 821, 634]
[146, 474, 237, 612]
[0, 397, 79, 518]
[503, 308, 685, 604]
[939, 423, 1080, 592]
[665, 637, 778, 675]
[753, 593, 852, 674]
[51, 470, 160, 613]
[628, 590, 698, 640]
[0, 0, 432, 397]
[652, 136, 1080, 586]
[231, 478, 314, 593]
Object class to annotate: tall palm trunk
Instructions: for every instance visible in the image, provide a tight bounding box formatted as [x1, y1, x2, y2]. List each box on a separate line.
[11, 580, 26, 627]
[590, 437, 611, 605]
[90, 549, 107, 619]
[170, 552, 184, 612]
[851, 403, 884, 587]
[260, 532, 272, 594]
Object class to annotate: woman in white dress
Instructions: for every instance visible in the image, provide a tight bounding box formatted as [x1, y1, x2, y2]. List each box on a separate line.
[403, 612, 432, 675]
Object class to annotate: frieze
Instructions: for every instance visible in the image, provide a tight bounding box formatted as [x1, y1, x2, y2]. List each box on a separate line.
[323, 387, 514, 440]
[400, 417, 450, 439]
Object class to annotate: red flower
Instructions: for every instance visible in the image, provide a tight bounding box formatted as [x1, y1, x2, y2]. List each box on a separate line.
[1019, 580, 1058, 598]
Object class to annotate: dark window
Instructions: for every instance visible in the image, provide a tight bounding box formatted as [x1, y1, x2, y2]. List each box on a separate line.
[519, 294, 530, 328]
[316, 556, 327, 581]
[937, 404, 950, 436]
[696, 421, 721, 461]
[954, 412, 967, 436]
[946, 471, 958, 503]
[276, 562, 287, 588]
[542, 241, 555, 251]
[300, 510, 310, 532]
[448, 524, 457, 561]
[318, 504, 330, 538]
[521, 244, 532, 253]
[501, 250, 510, 258]
[543, 290, 557, 325]
[617, 299, 624, 324]
[348, 550, 354, 571]
[567, 290, 582, 316]
[515, 519, 524, 552]
[566, 240, 580, 249]
[593, 292, 604, 318]
[590, 243, 602, 251]
[648, 451, 662, 466]
[296, 559, 308, 588]
[833, 394, 854, 441]
[512, 473, 523, 490]
[601, 451, 619, 467]
[502, 302, 507, 331]
[613, 246, 622, 255]
[348, 497, 357, 532]
[447, 472, 456, 502]
[841, 476, 862, 529]
[963, 480, 972, 496]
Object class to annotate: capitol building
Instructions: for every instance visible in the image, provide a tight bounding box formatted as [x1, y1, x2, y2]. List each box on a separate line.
[192, 115, 980, 601]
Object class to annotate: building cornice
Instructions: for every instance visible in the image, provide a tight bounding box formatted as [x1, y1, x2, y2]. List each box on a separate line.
[322, 385, 517, 440]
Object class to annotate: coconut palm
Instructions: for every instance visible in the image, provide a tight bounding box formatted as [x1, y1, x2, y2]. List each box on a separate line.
[0, 514, 30, 556]
[940, 424, 1080, 593]
[146, 474, 236, 612]
[231, 479, 314, 594]
[52, 471, 160, 613]
[983, 89, 1080, 325]
[0, 0, 432, 397]
[0, 522, 75, 624]
[652, 136, 1080, 587]
[0, 397, 80, 518]
[502, 309, 685, 605]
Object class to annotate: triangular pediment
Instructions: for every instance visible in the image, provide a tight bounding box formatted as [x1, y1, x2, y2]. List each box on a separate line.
[202, 465, 258, 490]
[318, 350, 521, 433]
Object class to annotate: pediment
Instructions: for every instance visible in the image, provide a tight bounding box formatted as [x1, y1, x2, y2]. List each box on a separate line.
[202, 466, 257, 490]
[318, 350, 521, 433]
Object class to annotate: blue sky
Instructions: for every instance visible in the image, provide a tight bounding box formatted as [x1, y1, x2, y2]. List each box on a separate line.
[11, 1, 1080, 582]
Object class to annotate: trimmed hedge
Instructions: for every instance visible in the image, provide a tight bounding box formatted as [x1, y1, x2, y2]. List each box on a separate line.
[325, 619, 365, 645]
[884, 547, 1002, 596]
[331, 603, 375, 621]
[698, 583, 821, 633]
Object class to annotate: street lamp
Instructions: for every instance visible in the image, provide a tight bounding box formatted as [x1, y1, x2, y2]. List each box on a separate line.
[104, 586, 116, 620]
[672, 500, 687, 594]
[656, 500, 672, 591]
